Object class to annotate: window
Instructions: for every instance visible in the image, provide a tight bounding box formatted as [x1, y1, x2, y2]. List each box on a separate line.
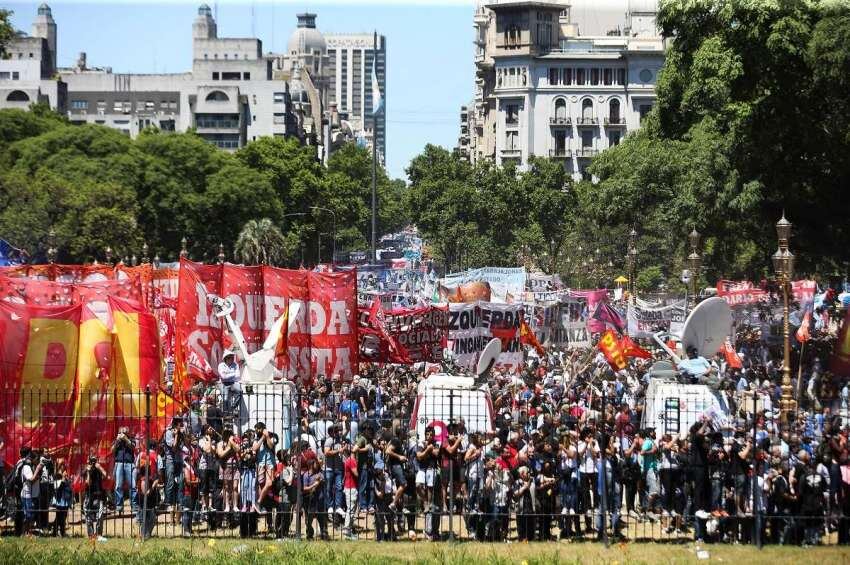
[563, 68, 573, 85]
[537, 12, 552, 49]
[582, 99, 593, 121]
[505, 103, 519, 126]
[554, 98, 567, 120]
[113, 101, 123, 112]
[113, 119, 130, 125]
[603, 68, 613, 86]
[505, 24, 521, 48]
[169, 101, 177, 109]
[609, 98, 621, 123]
[243, 72, 250, 80]
[7, 90, 29, 102]
[96, 100, 106, 114]
[205, 90, 230, 102]
[273, 92, 285, 103]
[505, 131, 520, 151]
[123, 102, 132, 113]
[590, 68, 600, 85]
[145, 101, 155, 110]
[639, 69, 653, 83]
[553, 131, 567, 153]
[273, 112, 287, 125]
[0, 72, 9, 79]
[224, 54, 228, 60]
[12, 71, 18, 80]
[617, 69, 626, 85]
[212, 72, 220, 80]
[221, 72, 240, 80]
[581, 130, 593, 148]
[136, 101, 145, 111]
[576, 68, 585, 85]
[160, 100, 168, 108]
[609, 131, 621, 146]
[639, 104, 653, 123]
[71, 100, 88, 110]
[548, 68, 559, 85]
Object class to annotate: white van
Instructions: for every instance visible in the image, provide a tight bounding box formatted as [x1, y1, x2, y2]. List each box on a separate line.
[237, 382, 299, 449]
[409, 374, 494, 443]
[641, 379, 731, 438]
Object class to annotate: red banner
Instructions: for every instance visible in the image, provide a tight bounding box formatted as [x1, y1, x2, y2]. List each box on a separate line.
[175, 259, 358, 387]
[717, 279, 817, 306]
[359, 304, 447, 364]
[598, 329, 627, 370]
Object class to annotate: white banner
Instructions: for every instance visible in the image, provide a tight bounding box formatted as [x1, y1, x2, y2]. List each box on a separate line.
[527, 298, 590, 349]
[446, 302, 524, 373]
[441, 267, 527, 303]
[628, 300, 685, 338]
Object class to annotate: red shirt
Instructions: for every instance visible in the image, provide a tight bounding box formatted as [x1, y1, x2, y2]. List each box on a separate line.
[343, 456, 358, 489]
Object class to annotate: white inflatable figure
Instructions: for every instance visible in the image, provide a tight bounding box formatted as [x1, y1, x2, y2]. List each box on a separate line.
[208, 295, 300, 385]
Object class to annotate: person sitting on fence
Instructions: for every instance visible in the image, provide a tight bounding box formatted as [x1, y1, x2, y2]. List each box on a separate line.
[217, 348, 241, 413]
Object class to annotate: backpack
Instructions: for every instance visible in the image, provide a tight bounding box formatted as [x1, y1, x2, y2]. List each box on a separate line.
[4, 460, 24, 495]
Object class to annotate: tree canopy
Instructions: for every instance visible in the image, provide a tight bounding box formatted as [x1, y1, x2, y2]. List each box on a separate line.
[0, 112, 407, 265]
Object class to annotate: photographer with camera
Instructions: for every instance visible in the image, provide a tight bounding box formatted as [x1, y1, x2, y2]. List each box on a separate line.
[112, 426, 137, 515]
[19, 447, 45, 537]
[84, 454, 109, 541]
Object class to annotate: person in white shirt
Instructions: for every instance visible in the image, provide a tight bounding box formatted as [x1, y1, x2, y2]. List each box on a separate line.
[20, 449, 44, 536]
[217, 349, 241, 411]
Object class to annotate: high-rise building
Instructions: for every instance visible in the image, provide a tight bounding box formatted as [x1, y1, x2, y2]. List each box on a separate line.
[458, 0, 665, 181]
[325, 33, 387, 165]
[0, 5, 384, 161]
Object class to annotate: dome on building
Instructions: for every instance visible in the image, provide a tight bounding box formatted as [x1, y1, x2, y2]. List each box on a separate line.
[287, 13, 326, 56]
[289, 62, 310, 105]
[198, 4, 212, 17]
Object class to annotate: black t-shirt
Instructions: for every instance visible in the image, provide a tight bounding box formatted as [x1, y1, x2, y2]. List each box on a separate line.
[769, 474, 791, 513]
[206, 405, 224, 435]
[799, 470, 826, 515]
[689, 433, 709, 468]
[87, 466, 104, 496]
[730, 441, 749, 476]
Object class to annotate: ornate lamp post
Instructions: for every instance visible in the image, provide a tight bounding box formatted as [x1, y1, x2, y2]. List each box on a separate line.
[218, 243, 226, 265]
[179, 237, 188, 259]
[141, 242, 150, 265]
[773, 213, 796, 426]
[627, 228, 638, 298]
[46, 228, 57, 265]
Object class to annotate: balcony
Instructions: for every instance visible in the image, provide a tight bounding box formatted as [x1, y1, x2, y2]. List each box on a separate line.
[501, 148, 521, 157]
[549, 148, 571, 158]
[576, 117, 598, 127]
[196, 118, 240, 129]
[575, 147, 599, 158]
[604, 117, 626, 127]
[549, 116, 572, 127]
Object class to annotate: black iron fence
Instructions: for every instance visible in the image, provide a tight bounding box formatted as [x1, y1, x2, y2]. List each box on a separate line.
[0, 383, 846, 545]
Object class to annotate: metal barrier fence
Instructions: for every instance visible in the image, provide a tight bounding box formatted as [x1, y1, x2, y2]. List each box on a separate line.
[0, 384, 846, 545]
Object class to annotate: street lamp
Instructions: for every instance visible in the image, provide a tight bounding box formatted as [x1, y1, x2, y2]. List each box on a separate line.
[627, 227, 638, 298]
[687, 228, 702, 309]
[773, 213, 796, 427]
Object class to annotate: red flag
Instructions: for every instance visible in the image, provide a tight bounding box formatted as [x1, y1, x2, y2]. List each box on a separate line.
[491, 324, 517, 352]
[369, 297, 411, 364]
[796, 309, 812, 343]
[519, 319, 545, 356]
[598, 329, 627, 370]
[620, 335, 652, 360]
[721, 338, 743, 369]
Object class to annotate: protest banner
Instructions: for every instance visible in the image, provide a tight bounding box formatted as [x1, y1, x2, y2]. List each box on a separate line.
[528, 298, 590, 350]
[446, 302, 524, 373]
[441, 267, 527, 303]
[627, 300, 686, 338]
[359, 304, 447, 364]
[175, 259, 358, 386]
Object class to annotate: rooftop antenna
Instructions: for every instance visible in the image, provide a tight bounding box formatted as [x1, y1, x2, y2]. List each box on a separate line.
[251, 0, 256, 38]
[214, 0, 218, 21]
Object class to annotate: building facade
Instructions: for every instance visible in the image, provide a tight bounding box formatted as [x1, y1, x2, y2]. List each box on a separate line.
[325, 34, 387, 164]
[0, 4, 385, 161]
[458, 0, 664, 181]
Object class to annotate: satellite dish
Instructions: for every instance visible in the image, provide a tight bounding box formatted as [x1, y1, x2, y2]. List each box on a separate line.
[476, 338, 502, 377]
[681, 297, 732, 358]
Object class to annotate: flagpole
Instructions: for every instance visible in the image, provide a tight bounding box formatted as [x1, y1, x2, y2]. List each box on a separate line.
[370, 30, 378, 263]
[795, 339, 805, 408]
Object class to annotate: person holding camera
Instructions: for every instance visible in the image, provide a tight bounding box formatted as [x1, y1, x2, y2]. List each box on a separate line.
[84, 454, 108, 541]
[112, 426, 137, 515]
[19, 447, 44, 537]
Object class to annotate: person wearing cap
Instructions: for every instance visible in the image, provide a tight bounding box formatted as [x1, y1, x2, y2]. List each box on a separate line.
[218, 348, 241, 412]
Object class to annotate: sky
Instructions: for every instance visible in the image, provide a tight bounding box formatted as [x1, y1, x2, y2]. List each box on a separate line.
[4, 0, 478, 179]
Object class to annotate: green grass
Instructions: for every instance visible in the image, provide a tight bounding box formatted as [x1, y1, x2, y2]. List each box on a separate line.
[0, 538, 847, 565]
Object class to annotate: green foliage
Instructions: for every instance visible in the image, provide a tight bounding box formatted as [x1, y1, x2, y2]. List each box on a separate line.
[405, 146, 576, 274]
[586, 0, 850, 281]
[0, 111, 402, 265]
[235, 218, 291, 266]
[0, 8, 13, 58]
[636, 266, 664, 293]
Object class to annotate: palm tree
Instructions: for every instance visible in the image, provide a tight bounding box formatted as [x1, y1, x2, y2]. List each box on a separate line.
[234, 218, 289, 266]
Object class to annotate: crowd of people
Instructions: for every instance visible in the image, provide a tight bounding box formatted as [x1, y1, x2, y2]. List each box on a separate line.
[2, 297, 850, 545]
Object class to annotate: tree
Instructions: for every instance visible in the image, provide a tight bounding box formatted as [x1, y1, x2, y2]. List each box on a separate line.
[0, 9, 13, 59]
[585, 0, 850, 281]
[234, 218, 290, 266]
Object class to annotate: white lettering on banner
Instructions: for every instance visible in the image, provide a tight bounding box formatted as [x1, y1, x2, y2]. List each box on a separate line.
[326, 301, 351, 335]
[263, 296, 286, 330]
[289, 299, 308, 334]
[308, 301, 326, 335]
[447, 302, 524, 372]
